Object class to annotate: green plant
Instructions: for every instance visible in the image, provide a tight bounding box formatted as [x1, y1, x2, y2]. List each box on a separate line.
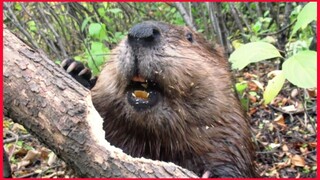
[229, 2, 317, 104]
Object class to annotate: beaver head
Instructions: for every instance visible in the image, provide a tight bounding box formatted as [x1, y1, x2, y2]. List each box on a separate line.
[91, 21, 256, 177]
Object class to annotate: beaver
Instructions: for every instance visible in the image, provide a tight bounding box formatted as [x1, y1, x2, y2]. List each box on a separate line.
[62, 21, 257, 177]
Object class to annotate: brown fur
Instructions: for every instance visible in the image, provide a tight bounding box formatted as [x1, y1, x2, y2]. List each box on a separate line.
[91, 21, 257, 177]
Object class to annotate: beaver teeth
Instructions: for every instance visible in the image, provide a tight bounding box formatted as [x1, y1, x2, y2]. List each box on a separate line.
[126, 78, 160, 111]
[132, 90, 149, 100]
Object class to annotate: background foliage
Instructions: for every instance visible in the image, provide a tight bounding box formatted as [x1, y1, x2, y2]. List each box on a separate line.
[3, 2, 317, 178]
[4, 2, 315, 65]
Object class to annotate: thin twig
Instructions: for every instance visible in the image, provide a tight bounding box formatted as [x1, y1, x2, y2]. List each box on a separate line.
[4, 134, 33, 144]
[174, 2, 196, 30]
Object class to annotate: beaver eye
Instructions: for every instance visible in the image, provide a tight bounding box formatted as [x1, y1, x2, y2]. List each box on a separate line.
[186, 32, 193, 43]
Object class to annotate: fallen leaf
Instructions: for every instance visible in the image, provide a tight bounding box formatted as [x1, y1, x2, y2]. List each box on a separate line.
[291, 88, 299, 98]
[281, 97, 289, 106]
[248, 81, 259, 91]
[306, 88, 317, 98]
[48, 152, 58, 166]
[251, 80, 264, 90]
[249, 107, 257, 115]
[249, 95, 257, 103]
[268, 143, 281, 149]
[243, 72, 256, 79]
[291, 155, 305, 167]
[300, 147, 308, 154]
[308, 142, 317, 148]
[276, 158, 291, 169]
[22, 149, 40, 162]
[40, 147, 50, 159]
[12, 123, 27, 133]
[282, 144, 289, 152]
[290, 88, 299, 98]
[14, 148, 28, 157]
[281, 105, 297, 113]
[274, 115, 286, 127]
[17, 159, 30, 169]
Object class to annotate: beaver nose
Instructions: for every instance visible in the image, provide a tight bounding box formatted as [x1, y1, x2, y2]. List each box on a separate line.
[128, 22, 161, 47]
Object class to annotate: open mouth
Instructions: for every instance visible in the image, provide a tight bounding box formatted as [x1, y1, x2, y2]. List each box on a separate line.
[126, 75, 161, 111]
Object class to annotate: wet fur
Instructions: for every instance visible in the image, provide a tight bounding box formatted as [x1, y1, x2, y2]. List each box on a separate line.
[91, 22, 257, 177]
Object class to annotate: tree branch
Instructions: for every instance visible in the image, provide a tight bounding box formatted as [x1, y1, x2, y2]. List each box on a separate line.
[174, 2, 196, 31]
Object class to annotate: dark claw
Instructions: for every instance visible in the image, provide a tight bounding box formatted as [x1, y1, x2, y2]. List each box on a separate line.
[78, 68, 90, 76]
[61, 58, 96, 89]
[61, 58, 72, 69]
[67, 61, 78, 73]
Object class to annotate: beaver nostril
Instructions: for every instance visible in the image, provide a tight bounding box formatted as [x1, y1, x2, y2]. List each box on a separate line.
[128, 22, 161, 47]
[143, 29, 160, 42]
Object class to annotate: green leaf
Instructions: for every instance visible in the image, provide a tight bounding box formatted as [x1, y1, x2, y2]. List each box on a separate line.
[252, 21, 262, 33]
[14, 3, 22, 11]
[91, 41, 104, 51]
[108, 8, 122, 14]
[229, 42, 282, 70]
[88, 23, 102, 37]
[86, 41, 109, 75]
[235, 82, 248, 95]
[240, 97, 249, 111]
[114, 32, 125, 43]
[81, 17, 91, 32]
[16, 140, 24, 147]
[291, 2, 317, 38]
[98, 7, 105, 17]
[282, 50, 317, 88]
[27, 21, 37, 32]
[87, 56, 99, 75]
[263, 71, 286, 105]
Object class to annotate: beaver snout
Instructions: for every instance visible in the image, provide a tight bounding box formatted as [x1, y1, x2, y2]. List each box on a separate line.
[128, 21, 162, 47]
[123, 21, 167, 111]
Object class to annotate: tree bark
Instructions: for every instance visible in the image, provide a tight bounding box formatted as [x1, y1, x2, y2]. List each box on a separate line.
[174, 2, 196, 31]
[3, 27, 198, 178]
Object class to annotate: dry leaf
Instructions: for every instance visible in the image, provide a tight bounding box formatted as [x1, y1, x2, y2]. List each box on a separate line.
[281, 97, 288, 106]
[40, 147, 50, 159]
[268, 143, 281, 149]
[251, 80, 264, 90]
[300, 147, 308, 154]
[281, 105, 297, 113]
[249, 95, 257, 103]
[17, 160, 30, 169]
[282, 144, 289, 152]
[274, 115, 286, 127]
[248, 81, 259, 91]
[308, 142, 317, 148]
[48, 152, 58, 166]
[22, 149, 40, 162]
[291, 88, 299, 98]
[12, 123, 26, 132]
[306, 88, 317, 98]
[276, 158, 291, 169]
[249, 107, 257, 115]
[291, 155, 305, 167]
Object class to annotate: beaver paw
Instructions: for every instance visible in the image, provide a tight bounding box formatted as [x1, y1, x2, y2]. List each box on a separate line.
[61, 58, 97, 89]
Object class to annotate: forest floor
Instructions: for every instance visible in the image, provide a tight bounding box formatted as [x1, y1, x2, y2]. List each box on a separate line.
[237, 60, 317, 178]
[3, 60, 317, 178]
